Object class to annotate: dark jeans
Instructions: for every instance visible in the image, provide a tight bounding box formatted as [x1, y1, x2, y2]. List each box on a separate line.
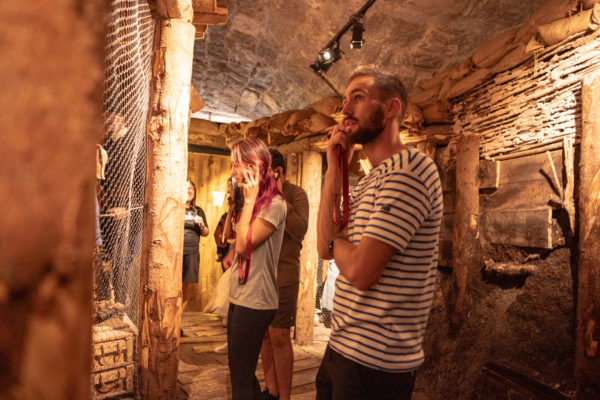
[227, 303, 276, 400]
[316, 345, 416, 400]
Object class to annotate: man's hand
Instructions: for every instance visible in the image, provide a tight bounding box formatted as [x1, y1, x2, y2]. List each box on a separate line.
[325, 122, 354, 189]
[222, 246, 235, 270]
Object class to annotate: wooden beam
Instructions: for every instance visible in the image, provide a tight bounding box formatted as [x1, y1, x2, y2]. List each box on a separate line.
[423, 124, 453, 137]
[276, 134, 328, 154]
[139, 7, 195, 397]
[296, 151, 322, 345]
[188, 131, 227, 148]
[480, 207, 552, 249]
[575, 73, 600, 386]
[190, 86, 204, 113]
[192, 0, 216, 13]
[479, 160, 500, 190]
[439, 214, 454, 267]
[451, 135, 480, 324]
[189, 118, 221, 136]
[480, 149, 563, 211]
[483, 260, 536, 276]
[440, 160, 499, 193]
[194, 24, 207, 40]
[193, 7, 227, 25]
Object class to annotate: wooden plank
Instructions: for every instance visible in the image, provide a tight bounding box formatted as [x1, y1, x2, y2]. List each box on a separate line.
[190, 118, 221, 136]
[193, 7, 227, 25]
[190, 86, 205, 113]
[452, 135, 480, 323]
[479, 160, 500, 190]
[188, 131, 227, 148]
[480, 207, 552, 249]
[194, 24, 207, 40]
[296, 151, 322, 345]
[575, 73, 600, 386]
[192, 0, 216, 13]
[438, 213, 453, 267]
[441, 160, 499, 193]
[440, 168, 455, 192]
[480, 150, 563, 211]
[443, 191, 455, 214]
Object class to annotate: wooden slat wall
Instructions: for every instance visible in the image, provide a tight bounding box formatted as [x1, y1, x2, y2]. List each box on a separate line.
[187, 152, 231, 311]
[454, 30, 600, 159]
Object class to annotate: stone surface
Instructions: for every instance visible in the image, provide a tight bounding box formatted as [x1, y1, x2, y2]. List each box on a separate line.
[193, 0, 547, 119]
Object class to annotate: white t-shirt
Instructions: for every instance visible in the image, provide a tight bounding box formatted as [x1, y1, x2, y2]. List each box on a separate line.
[229, 195, 287, 310]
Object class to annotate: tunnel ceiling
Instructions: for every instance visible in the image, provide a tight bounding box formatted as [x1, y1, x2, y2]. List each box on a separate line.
[192, 0, 547, 120]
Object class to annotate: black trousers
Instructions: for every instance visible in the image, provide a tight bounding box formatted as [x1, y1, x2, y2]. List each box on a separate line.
[227, 303, 276, 400]
[316, 345, 416, 400]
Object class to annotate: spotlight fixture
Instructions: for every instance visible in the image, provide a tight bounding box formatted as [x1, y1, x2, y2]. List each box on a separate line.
[310, 0, 377, 95]
[350, 17, 365, 49]
[311, 42, 342, 74]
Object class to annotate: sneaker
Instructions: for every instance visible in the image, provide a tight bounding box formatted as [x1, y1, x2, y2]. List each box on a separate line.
[214, 342, 228, 354]
[261, 388, 279, 400]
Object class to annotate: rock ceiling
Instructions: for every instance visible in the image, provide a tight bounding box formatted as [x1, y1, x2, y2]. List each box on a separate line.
[192, 0, 548, 121]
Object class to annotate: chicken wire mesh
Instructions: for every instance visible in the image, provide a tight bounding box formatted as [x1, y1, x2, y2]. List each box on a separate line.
[92, 1, 154, 398]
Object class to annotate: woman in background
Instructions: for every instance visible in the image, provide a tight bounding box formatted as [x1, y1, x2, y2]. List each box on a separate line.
[214, 177, 244, 271]
[183, 179, 209, 309]
[226, 137, 287, 400]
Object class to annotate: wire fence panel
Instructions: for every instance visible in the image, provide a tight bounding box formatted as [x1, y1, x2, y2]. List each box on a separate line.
[92, 1, 154, 399]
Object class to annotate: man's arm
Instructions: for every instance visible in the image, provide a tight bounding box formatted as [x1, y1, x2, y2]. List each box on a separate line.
[317, 124, 352, 259]
[331, 235, 396, 291]
[284, 186, 309, 241]
[316, 171, 341, 259]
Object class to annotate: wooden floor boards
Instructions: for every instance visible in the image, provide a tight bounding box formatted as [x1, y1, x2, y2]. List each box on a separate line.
[177, 312, 328, 400]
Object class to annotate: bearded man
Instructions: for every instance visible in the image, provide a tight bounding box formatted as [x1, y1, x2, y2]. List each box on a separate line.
[316, 66, 444, 400]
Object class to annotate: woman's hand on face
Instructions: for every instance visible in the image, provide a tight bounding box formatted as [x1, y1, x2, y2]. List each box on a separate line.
[242, 166, 260, 204]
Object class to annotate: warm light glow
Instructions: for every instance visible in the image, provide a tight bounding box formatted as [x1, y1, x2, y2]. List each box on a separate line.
[212, 191, 226, 206]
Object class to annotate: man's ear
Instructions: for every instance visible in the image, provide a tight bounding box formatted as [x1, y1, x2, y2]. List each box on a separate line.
[385, 98, 403, 120]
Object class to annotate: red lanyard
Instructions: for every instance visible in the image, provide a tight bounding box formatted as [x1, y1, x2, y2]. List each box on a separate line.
[333, 144, 350, 227]
[237, 220, 253, 284]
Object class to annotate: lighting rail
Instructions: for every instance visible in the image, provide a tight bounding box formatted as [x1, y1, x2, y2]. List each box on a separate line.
[310, 0, 378, 91]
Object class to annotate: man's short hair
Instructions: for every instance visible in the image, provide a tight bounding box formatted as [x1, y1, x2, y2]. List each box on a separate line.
[348, 66, 407, 120]
[269, 148, 286, 175]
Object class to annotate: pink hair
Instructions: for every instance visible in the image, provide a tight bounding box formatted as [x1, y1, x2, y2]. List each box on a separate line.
[230, 137, 282, 221]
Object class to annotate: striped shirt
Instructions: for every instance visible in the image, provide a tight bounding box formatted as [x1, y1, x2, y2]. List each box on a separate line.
[329, 148, 443, 372]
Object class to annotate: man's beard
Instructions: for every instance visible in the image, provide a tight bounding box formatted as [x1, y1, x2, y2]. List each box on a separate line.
[348, 107, 385, 145]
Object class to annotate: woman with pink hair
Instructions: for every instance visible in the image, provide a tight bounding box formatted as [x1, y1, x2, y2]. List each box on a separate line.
[223, 137, 287, 400]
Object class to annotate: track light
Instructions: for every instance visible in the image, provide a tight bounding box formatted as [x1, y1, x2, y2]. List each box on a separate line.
[310, 0, 377, 95]
[350, 18, 365, 49]
[310, 42, 342, 74]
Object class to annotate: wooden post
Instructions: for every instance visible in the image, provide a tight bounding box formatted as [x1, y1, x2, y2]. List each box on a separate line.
[138, 1, 195, 398]
[451, 135, 480, 324]
[0, 1, 105, 398]
[575, 73, 600, 386]
[285, 152, 301, 187]
[296, 151, 322, 345]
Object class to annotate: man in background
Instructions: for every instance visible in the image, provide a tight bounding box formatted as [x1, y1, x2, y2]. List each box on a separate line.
[260, 149, 309, 400]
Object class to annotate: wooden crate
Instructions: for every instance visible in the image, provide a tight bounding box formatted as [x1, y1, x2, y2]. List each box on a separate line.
[91, 364, 135, 400]
[92, 321, 134, 373]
